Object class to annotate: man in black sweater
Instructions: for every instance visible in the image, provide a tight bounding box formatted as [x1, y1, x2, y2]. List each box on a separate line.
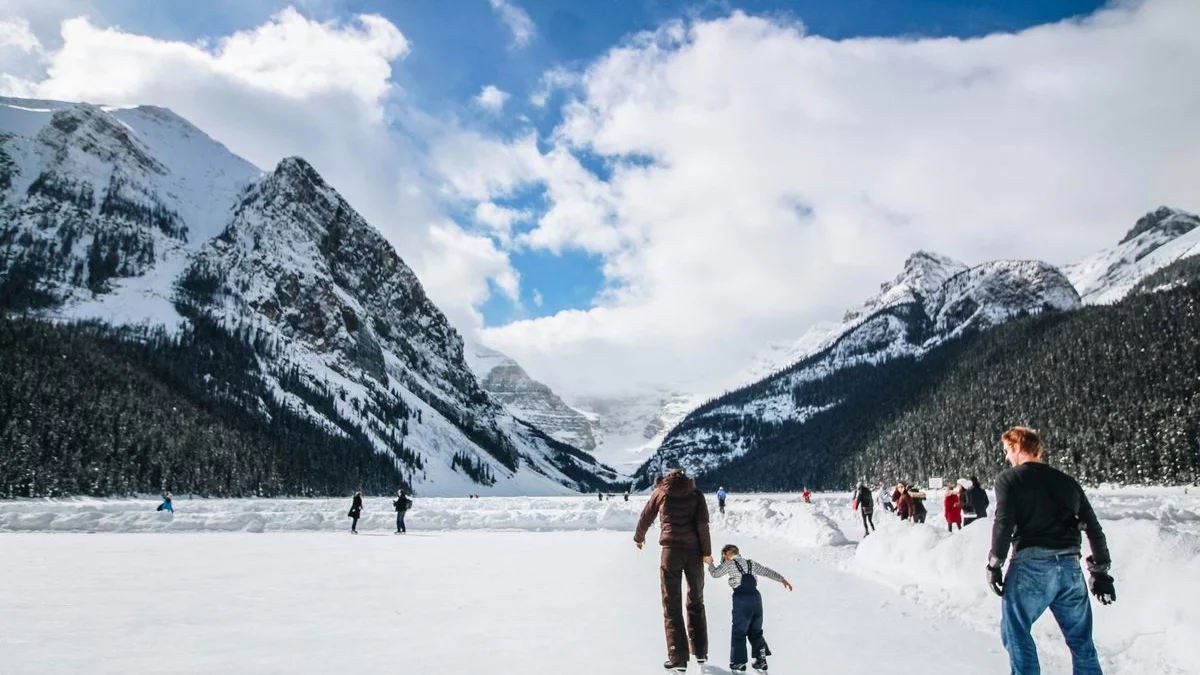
[987, 426, 1115, 675]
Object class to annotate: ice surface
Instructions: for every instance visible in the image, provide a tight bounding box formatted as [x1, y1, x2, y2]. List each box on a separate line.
[2, 488, 1196, 674]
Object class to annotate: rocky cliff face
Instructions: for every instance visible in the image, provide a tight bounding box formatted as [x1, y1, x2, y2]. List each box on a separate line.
[466, 343, 597, 452]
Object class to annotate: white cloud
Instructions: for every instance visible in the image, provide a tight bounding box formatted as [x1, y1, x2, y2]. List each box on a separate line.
[487, 0, 535, 49]
[0, 18, 42, 52]
[473, 201, 529, 244]
[532, 289, 543, 307]
[418, 221, 521, 330]
[474, 84, 510, 111]
[0, 7, 521, 339]
[477, 0, 1200, 396]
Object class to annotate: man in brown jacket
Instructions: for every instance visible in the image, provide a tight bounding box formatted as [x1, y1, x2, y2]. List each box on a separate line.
[634, 469, 713, 672]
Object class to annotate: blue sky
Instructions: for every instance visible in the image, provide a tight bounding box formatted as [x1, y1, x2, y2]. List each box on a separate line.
[8, 0, 1196, 394]
[66, 0, 1107, 326]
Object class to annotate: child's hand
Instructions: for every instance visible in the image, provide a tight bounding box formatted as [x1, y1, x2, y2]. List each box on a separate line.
[783, 580, 794, 591]
[702, 555, 714, 564]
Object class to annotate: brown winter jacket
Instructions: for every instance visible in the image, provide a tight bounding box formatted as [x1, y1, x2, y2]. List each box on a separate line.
[634, 471, 712, 556]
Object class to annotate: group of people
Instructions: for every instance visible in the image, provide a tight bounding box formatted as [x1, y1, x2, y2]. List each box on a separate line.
[638, 425, 1116, 675]
[848, 477, 991, 537]
[346, 489, 412, 534]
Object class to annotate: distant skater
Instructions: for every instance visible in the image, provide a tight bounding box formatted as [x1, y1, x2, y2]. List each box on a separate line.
[801, 488, 812, 503]
[853, 483, 875, 536]
[393, 489, 412, 534]
[347, 489, 363, 534]
[717, 486, 728, 514]
[708, 543, 793, 672]
[156, 492, 173, 513]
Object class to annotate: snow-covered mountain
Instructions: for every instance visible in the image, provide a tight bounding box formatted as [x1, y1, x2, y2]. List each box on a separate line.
[1063, 206, 1200, 304]
[464, 343, 597, 452]
[0, 96, 622, 496]
[567, 391, 706, 475]
[736, 251, 970, 386]
[464, 341, 702, 476]
[636, 252, 1081, 483]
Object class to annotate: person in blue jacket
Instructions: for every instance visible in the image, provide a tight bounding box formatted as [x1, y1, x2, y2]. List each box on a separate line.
[717, 487, 728, 514]
[156, 492, 173, 513]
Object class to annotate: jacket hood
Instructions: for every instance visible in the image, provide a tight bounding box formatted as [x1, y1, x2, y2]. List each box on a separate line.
[661, 470, 696, 497]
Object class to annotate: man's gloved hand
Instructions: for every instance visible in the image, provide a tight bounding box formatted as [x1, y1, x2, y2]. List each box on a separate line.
[986, 564, 1005, 597]
[1087, 556, 1116, 605]
[986, 553, 1005, 597]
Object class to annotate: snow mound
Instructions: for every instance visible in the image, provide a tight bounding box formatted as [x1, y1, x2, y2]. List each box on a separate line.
[718, 497, 851, 548]
[852, 510, 1200, 675]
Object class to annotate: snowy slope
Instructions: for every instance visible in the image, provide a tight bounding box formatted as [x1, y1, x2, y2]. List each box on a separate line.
[0, 97, 260, 324]
[1064, 206, 1200, 304]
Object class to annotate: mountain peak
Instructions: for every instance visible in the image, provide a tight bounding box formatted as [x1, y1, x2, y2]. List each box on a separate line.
[1120, 206, 1197, 245]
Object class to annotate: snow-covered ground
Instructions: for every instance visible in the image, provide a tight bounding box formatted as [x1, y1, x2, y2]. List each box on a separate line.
[2, 488, 1197, 674]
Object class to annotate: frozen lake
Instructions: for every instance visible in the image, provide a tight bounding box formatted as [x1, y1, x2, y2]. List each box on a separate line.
[2, 489, 1197, 674]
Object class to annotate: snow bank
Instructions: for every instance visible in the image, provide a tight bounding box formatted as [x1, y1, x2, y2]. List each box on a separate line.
[0, 496, 643, 534]
[0, 495, 849, 548]
[851, 491, 1200, 675]
[717, 497, 851, 548]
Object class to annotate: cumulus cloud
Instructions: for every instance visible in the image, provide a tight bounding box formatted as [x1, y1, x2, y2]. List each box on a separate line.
[474, 84, 510, 111]
[473, 0, 1200, 396]
[0, 6, 521, 336]
[487, 0, 535, 49]
[532, 289, 543, 307]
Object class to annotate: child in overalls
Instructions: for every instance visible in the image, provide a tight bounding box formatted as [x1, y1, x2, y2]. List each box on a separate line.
[707, 544, 793, 672]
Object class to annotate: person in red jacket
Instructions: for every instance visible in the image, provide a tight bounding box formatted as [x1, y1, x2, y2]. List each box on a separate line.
[943, 484, 963, 532]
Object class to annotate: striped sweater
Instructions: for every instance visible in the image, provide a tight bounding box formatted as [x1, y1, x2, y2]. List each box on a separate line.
[707, 555, 786, 589]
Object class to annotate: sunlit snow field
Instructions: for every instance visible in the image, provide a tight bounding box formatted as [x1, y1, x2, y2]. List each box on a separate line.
[2, 489, 1197, 674]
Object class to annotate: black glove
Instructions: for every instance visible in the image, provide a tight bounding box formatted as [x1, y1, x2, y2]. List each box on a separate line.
[986, 564, 1004, 597]
[1086, 556, 1116, 605]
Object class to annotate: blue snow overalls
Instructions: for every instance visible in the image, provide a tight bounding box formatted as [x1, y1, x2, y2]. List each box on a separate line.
[730, 560, 770, 665]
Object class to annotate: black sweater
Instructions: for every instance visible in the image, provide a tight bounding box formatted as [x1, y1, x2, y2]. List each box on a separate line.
[990, 462, 1110, 565]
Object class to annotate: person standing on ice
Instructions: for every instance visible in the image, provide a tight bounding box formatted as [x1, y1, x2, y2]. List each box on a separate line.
[634, 467, 712, 673]
[853, 484, 875, 536]
[717, 486, 728, 514]
[908, 485, 928, 524]
[801, 488, 812, 503]
[963, 476, 990, 525]
[986, 426, 1115, 675]
[156, 492, 173, 513]
[347, 489, 363, 534]
[894, 483, 913, 521]
[393, 489, 411, 534]
[944, 484, 963, 532]
[709, 543, 793, 672]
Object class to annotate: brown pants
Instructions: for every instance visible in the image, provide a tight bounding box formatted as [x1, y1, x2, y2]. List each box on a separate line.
[660, 547, 708, 663]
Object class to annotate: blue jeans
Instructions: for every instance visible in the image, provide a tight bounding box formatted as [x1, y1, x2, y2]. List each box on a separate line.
[395, 512, 406, 533]
[1001, 556, 1102, 675]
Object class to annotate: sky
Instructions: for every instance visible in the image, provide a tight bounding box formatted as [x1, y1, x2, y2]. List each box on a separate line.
[1, 0, 1198, 397]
